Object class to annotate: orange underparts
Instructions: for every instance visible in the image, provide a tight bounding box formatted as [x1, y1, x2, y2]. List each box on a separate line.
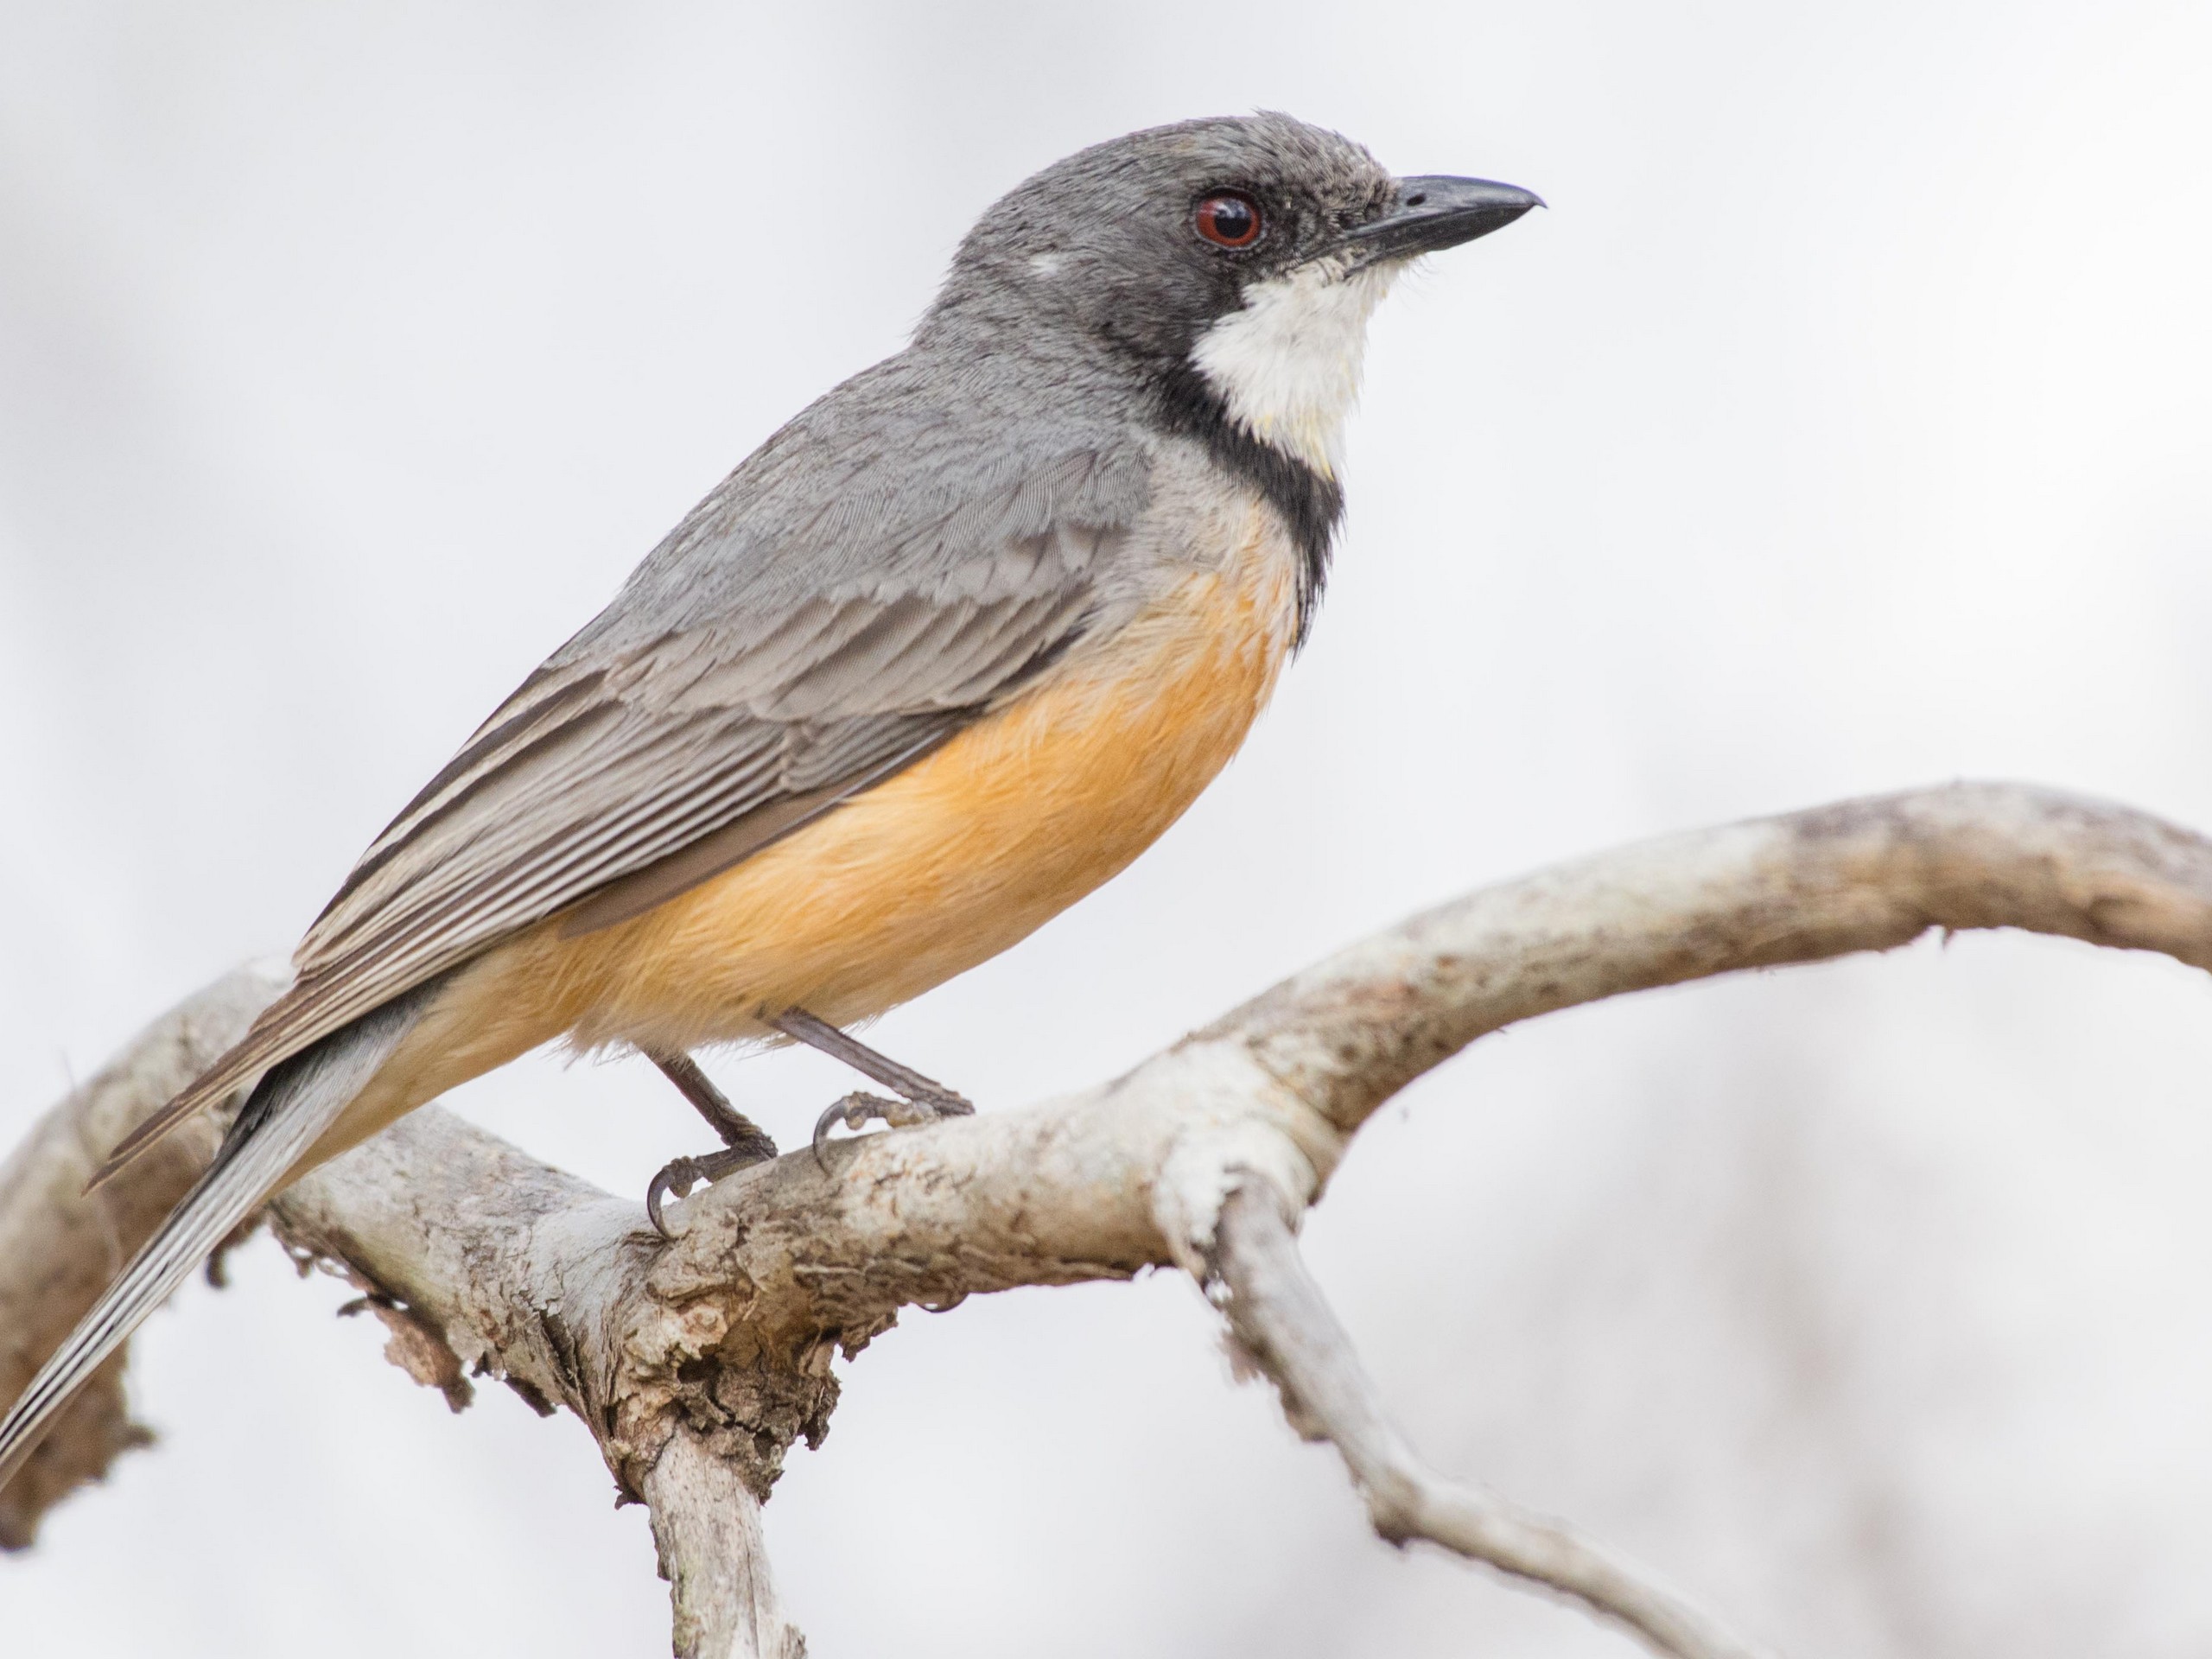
[303, 511, 1298, 1170]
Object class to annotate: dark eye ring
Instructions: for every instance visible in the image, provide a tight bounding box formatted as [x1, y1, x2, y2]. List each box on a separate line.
[1193, 193, 1262, 249]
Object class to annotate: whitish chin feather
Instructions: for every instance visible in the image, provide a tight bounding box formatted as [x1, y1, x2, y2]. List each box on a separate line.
[1188, 258, 1400, 476]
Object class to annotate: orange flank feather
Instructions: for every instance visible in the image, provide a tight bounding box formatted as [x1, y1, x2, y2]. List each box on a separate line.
[295, 505, 1300, 1172]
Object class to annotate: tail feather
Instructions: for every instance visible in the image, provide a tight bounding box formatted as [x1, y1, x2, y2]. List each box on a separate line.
[0, 985, 435, 1496]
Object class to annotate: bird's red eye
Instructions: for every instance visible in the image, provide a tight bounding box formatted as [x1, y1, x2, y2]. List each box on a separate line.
[1194, 193, 1262, 249]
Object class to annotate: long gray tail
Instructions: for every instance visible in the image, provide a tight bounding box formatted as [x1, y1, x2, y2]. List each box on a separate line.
[0, 983, 436, 1495]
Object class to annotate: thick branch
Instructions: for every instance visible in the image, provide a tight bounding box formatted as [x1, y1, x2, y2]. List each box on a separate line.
[7, 783, 2212, 1651]
[266, 1108, 823, 1657]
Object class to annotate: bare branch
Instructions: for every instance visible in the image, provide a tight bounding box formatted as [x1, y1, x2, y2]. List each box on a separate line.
[267, 1109, 830, 1657]
[8, 783, 2212, 1649]
[0, 963, 287, 1548]
[646, 1429, 809, 1659]
[1210, 1179, 1772, 1659]
[1211, 781, 2212, 1136]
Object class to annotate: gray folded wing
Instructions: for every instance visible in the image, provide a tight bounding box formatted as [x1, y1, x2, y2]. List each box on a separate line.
[92, 419, 1151, 1180]
[302, 569, 1105, 990]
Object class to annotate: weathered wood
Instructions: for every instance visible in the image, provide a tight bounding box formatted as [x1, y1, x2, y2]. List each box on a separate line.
[9, 784, 2212, 1654]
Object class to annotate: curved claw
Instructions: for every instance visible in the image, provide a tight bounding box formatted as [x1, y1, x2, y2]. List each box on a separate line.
[812, 1095, 864, 1171]
[645, 1155, 705, 1240]
[810, 1086, 976, 1171]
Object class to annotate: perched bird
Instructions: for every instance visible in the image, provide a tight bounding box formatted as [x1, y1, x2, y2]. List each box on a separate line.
[0, 112, 1538, 1485]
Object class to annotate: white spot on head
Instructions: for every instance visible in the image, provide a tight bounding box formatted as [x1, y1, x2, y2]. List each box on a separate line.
[1028, 252, 1065, 277]
[1188, 257, 1400, 476]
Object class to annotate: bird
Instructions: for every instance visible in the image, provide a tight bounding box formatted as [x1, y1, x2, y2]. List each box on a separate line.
[0, 111, 1539, 1489]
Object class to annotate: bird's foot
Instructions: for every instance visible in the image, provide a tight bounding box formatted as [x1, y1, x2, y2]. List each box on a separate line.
[644, 1050, 780, 1238]
[763, 1005, 976, 1170]
[646, 1143, 776, 1239]
[810, 1083, 975, 1169]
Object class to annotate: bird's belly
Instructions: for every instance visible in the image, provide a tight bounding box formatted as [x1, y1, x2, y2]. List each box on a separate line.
[416, 509, 1300, 1074]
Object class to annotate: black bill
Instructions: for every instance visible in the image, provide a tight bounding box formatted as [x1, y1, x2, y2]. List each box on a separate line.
[1343, 175, 1545, 260]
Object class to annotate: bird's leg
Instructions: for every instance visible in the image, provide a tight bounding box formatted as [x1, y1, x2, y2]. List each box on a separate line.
[644, 1051, 779, 1238]
[767, 1007, 976, 1167]
[653, 1052, 779, 1155]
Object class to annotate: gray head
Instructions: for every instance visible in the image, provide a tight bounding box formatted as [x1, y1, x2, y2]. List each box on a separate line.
[602, 116, 1539, 658]
[917, 112, 1541, 480]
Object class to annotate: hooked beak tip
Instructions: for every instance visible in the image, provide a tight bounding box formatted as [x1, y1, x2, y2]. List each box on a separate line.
[1348, 175, 1545, 259]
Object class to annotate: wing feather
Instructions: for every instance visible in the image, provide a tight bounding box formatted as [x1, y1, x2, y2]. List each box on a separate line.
[89, 505, 1127, 1186]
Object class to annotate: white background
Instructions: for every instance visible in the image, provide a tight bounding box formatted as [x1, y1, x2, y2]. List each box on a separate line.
[4, 3, 2211, 1655]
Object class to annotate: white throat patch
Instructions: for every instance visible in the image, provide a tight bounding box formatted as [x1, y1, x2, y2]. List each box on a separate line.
[1188, 257, 1398, 477]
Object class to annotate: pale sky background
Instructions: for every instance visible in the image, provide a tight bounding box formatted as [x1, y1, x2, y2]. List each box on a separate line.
[4, 3, 2212, 1656]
